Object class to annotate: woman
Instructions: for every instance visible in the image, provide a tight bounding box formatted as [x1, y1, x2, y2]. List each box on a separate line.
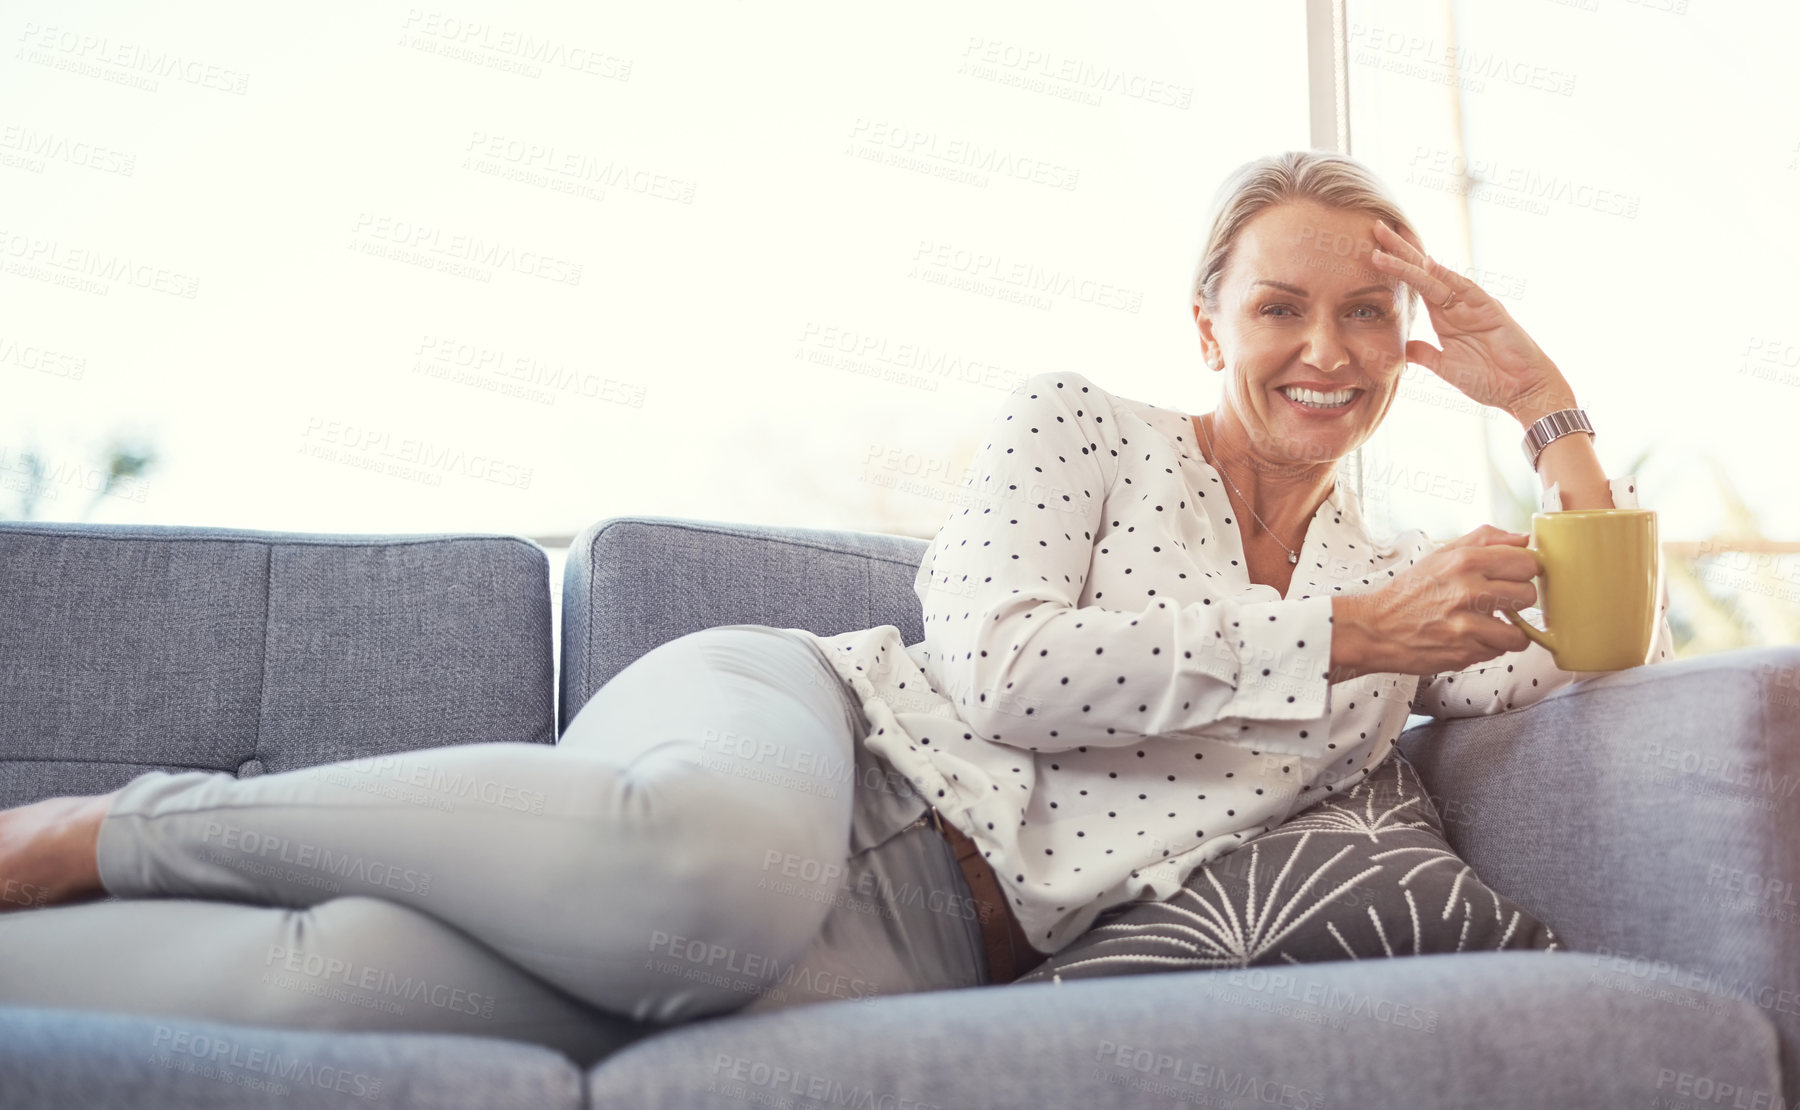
[839, 151, 1671, 971]
[0, 151, 1671, 1061]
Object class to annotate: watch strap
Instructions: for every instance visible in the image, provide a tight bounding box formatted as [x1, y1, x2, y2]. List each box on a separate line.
[1521, 408, 1593, 471]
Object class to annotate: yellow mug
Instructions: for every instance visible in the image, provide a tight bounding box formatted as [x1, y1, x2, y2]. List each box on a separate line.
[1501, 509, 1660, 672]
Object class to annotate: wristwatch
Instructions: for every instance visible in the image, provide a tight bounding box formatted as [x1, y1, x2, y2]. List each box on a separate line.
[1521, 408, 1593, 471]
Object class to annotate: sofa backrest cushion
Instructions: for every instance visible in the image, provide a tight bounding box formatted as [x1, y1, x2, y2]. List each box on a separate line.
[0, 522, 554, 807]
[559, 516, 928, 732]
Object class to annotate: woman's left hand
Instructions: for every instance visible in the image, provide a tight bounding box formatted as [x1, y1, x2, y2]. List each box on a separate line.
[1369, 219, 1575, 424]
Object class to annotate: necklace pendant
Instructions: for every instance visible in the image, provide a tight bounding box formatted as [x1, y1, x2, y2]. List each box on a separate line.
[1287, 551, 1298, 565]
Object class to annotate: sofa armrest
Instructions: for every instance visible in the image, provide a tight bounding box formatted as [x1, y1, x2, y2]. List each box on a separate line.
[1399, 646, 1800, 1092]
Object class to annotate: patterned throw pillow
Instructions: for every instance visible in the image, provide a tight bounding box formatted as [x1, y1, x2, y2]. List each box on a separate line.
[1012, 749, 1558, 984]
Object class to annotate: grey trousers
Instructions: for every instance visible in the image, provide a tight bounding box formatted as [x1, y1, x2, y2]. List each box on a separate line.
[0, 625, 989, 1064]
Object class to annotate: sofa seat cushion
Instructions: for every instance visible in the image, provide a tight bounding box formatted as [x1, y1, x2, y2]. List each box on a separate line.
[587, 950, 1779, 1110]
[0, 1004, 584, 1110]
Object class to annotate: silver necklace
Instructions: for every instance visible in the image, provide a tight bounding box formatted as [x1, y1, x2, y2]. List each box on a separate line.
[1197, 414, 1300, 565]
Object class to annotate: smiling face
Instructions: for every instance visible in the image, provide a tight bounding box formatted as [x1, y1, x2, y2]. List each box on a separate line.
[1193, 200, 1413, 472]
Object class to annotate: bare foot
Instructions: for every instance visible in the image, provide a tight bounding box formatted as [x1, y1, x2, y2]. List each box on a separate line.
[0, 790, 122, 912]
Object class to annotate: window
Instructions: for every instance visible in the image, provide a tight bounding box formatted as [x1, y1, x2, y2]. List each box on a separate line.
[1341, 0, 1800, 656]
[2, 5, 1309, 548]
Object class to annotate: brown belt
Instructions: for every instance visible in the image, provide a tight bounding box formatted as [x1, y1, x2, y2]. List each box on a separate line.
[916, 805, 1047, 984]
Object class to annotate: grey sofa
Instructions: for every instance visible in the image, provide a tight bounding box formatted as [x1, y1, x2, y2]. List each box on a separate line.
[1, 515, 1793, 1109]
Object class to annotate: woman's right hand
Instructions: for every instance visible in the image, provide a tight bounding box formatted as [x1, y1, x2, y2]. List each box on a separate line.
[1329, 525, 1539, 680]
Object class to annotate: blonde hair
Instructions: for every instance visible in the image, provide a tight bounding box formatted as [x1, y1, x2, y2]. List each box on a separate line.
[1192, 150, 1423, 321]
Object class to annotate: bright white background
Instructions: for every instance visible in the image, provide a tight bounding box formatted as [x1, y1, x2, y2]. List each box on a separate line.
[4, 1, 1797, 660]
[1344, 0, 1800, 545]
[1, 2, 1309, 540]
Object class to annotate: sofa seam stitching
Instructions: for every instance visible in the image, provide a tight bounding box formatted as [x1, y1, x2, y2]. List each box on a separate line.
[250, 542, 272, 773]
[0, 755, 243, 770]
[589, 516, 924, 570]
[0, 527, 544, 559]
[583, 525, 599, 728]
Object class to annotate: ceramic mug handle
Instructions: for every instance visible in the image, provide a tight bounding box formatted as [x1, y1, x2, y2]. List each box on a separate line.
[1501, 547, 1554, 654]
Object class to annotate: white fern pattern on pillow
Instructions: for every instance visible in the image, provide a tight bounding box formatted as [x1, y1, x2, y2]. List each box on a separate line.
[1012, 751, 1559, 986]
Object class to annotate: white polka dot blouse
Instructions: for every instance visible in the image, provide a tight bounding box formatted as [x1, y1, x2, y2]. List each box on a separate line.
[787, 370, 1674, 956]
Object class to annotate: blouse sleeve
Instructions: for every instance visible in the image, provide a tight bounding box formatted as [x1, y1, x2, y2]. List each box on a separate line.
[914, 371, 1336, 753]
[1407, 474, 1675, 718]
